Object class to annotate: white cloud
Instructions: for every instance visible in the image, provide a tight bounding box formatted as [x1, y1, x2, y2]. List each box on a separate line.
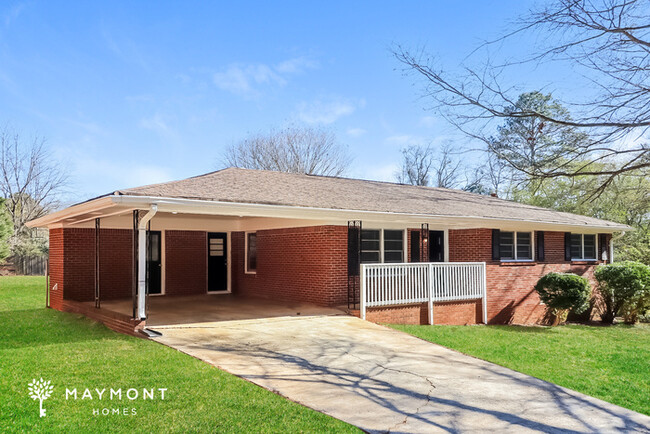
[297, 97, 365, 125]
[346, 127, 367, 137]
[419, 116, 437, 127]
[212, 56, 317, 97]
[139, 113, 171, 134]
[275, 56, 319, 74]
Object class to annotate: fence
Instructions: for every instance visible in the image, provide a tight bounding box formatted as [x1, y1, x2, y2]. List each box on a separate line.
[13, 255, 48, 276]
[360, 262, 487, 324]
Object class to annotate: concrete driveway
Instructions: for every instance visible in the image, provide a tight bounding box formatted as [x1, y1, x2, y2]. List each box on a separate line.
[152, 315, 650, 433]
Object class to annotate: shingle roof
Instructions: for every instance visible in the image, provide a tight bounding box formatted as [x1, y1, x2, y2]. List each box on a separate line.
[113, 167, 629, 229]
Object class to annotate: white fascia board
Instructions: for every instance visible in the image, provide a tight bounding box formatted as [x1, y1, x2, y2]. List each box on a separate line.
[25, 197, 116, 228]
[111, 195, 630, 233]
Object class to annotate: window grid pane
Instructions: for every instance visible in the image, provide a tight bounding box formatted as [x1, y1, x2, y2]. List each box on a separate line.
[360, 230, 380, 264]
[500, 231, 515, 260]
[516, 232, 532, 260]
[383, 230, 404, 263]
[570, 234, 583, 259]
[583, 234, 596, 259]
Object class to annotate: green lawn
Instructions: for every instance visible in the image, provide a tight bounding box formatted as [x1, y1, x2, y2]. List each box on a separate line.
[0, 276, 357, 433]
[390, 322, 650, 416]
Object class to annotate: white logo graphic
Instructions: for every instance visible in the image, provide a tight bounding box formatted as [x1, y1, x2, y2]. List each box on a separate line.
[28, 378, 54, 417]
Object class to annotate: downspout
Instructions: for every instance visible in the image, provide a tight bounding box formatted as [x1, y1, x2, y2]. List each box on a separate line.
[138, 205, 158, 320]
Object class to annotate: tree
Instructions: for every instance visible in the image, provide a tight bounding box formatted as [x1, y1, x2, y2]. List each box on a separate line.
[595, 261, 650, 324]
[396, 143, 462, 188]
[1, 128, 67, 256]
[489, 92, 589, 184]
[394, 0, 650, 194]
[534, 272, 592, 325]
[0, 198, 12, 262]
[223, 125, 351, 176]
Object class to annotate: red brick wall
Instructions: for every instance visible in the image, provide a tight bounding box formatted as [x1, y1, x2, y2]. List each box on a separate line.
[62, 228, 95, 302]
[48, 228, 64, 310]
[165, 230, 207, 296]
[48, 228, 209, 308]
[232, 226, 348, 306]
[364, 300, 481, 325]
[449, 229, 608, 325]
[48, 228, 134, 303]
[99, 229, 133, 300]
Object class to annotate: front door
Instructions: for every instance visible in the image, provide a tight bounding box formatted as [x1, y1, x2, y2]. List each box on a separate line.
[429, 230, 445, 262]
[147, 231, 162, 295]
[208, 232, 228, 292]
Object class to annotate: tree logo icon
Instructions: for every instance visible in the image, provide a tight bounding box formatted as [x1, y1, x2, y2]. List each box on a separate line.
[28, 378, 54, 417]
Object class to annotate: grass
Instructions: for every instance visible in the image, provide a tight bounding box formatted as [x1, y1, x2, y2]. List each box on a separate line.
[0, 276, 358, 433]
[390, 322, 650, 416]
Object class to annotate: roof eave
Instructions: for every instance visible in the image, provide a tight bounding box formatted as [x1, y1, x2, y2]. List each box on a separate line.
[27, 194, 632, 232]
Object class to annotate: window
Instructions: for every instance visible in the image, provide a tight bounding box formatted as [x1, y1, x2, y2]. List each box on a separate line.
[360, 229, 405, 263]
[500, 231, 532, 261]
[570, 234, 597, 260]
[360, 230, 380, 263]
[383, 230, 404, 263]
[245, 232, 257, 273]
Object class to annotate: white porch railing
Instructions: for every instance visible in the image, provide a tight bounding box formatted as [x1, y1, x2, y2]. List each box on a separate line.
[360, 262, 487, 325]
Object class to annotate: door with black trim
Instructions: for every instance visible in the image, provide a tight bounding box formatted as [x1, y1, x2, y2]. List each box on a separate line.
[147, 231, 162, 294]
[429, 230, 445, 262]
[208, 232, 228, 292]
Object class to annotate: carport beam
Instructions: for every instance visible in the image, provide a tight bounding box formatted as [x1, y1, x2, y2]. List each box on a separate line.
[137, 205, 157, 320]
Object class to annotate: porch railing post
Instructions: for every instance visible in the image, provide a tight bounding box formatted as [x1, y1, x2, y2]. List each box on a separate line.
[481, 262, 488, 324]
[360, 264, 366, 320]
[428, 263, 434, 325]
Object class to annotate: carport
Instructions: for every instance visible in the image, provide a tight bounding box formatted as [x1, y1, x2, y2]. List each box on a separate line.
[92, 294, 345, 328]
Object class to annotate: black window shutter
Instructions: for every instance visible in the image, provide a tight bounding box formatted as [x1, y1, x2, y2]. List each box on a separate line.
[347, 226, 360, 276]
[410, 230, 420, 263]
[598, 233, 608, 260]
[492, 229, 500, 261]
[536, 231, 545, 261]
[564, 232, 572, 261]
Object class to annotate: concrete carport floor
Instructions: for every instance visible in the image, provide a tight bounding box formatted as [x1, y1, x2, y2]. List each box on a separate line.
[151, 315, 650, 433]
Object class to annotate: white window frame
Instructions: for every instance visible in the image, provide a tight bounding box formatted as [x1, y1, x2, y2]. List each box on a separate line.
[244, 231, 257, 274]
[571, 233, 598, 261]
[360, 229, 406, 264]
[500, 231, 534, 262]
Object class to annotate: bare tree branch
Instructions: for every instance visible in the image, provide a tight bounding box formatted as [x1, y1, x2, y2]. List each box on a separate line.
[393, 0, 650, 193]
[222, 125, 351, 177]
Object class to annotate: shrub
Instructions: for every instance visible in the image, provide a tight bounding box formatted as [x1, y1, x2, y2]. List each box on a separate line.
[534, 273, 591, 325]
[594, 261, 650, 324]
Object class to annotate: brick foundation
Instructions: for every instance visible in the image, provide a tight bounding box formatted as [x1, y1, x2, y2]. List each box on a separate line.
[60, 299, 144, 337]
[357, 299, 482, 325]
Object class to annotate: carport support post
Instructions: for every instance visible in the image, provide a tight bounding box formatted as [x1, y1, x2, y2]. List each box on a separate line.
[94, 218, 100, 308]
[137, 205, 157, 320]
[360, 264, 366, 320]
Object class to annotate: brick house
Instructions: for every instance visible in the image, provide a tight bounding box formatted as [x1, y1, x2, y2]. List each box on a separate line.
[27, 168, 629, 333]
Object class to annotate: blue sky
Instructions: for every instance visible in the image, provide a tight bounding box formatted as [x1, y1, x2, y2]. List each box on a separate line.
[0, 1, 549, 204]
